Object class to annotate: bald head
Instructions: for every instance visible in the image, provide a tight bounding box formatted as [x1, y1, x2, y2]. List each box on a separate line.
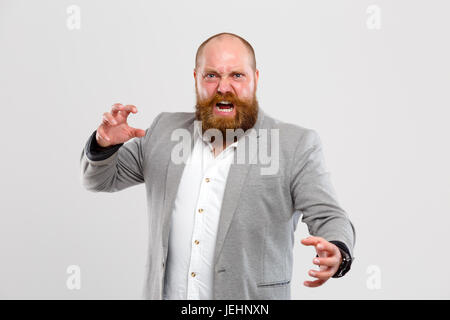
[195, 32, 256, 71]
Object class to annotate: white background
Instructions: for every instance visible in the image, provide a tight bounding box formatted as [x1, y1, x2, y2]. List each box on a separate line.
[0, 0, 449, 299]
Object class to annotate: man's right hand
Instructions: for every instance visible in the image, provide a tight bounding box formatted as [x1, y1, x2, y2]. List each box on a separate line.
[96, 103, 146, 147]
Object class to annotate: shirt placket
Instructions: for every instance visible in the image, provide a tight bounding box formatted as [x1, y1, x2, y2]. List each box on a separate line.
[186, 138, 215, 299]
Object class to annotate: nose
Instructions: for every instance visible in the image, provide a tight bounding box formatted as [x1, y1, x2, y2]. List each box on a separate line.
[217, 77, 233, 95]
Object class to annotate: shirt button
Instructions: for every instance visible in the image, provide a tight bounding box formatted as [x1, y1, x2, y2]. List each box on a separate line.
[194, 240, 200, 245]
[191, 272, 196, 277]
[205, 178, 210, 183]
[198, 208, 203, 213]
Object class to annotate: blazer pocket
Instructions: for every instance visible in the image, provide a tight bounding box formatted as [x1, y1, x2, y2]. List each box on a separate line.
[257, 279, 290, 288]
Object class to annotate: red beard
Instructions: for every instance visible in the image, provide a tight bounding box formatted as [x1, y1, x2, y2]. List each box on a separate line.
[195, 85, 259, 138]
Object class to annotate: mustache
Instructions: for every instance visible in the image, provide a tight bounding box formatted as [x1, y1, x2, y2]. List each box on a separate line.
[198, 91, 247, 107]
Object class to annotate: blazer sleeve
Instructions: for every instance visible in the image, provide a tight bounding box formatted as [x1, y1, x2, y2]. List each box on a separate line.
[79, 112, 164, 193]
[290, 129, 356, 257]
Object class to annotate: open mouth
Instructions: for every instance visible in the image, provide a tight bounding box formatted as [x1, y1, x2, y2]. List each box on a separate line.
[215, 100, 234, 113]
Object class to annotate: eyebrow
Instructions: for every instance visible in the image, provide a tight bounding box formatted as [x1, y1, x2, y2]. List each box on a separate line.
[203, 68, 246, 74]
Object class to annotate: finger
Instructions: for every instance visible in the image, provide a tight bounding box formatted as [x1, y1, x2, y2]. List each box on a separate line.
[301, 237, 334, 256]
[316, 249, 329, 259]
[102, 112, 117, 126]
[111, 103, 124, 115]
[131, 127, 146, 138]
[319, 264, 329, 272]
[316, 241, 337, 255]
[301, 236, 322, 246]
[117, 104, 138, 118]
[111, 103, 137, 117]
[304, 279, 326, 288]
[124, 105, 138, 114]
[308, 268, 334, 280]
[313, 256, 340, 267]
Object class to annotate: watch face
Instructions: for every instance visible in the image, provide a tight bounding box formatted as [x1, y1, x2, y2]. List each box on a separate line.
[342, 250, 351, 261]
[332, 247, 353, 278]
[340, 251, 352, 273]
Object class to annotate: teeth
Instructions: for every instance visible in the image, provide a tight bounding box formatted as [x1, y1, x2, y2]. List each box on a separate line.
[219, 101, 231, 104]
[216, 106, 234, 112]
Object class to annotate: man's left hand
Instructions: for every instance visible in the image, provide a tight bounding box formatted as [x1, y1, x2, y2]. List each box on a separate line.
[300, 236, 342, 287]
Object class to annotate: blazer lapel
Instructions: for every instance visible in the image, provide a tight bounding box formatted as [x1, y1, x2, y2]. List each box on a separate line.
[213, 108, 265, 266]
[213, 162, 252, 266]
[161, 120, 196, 253]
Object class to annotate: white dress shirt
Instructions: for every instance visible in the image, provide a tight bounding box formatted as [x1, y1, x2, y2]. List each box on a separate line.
[162, 127, 238, 300]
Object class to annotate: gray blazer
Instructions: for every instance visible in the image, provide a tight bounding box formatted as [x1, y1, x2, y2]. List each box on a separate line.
[80, 107, 355, 299]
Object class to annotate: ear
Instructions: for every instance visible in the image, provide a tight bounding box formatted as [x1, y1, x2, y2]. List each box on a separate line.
[255, 69, 259, 86]
[193, 68, 197, 80]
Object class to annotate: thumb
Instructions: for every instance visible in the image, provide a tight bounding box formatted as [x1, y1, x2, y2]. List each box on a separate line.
[132, 128, 146, 138]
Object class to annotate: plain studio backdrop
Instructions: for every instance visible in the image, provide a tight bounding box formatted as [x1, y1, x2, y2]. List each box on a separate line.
[0, 0, 449, 299]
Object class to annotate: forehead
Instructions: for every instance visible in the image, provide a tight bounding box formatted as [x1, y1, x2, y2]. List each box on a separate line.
[199, 37, 252, 72]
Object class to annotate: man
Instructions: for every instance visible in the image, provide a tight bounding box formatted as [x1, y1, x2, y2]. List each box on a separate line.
[80, 32, 355, 300]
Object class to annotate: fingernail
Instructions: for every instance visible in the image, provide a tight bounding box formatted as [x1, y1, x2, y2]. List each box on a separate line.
[314, 258, 320, 264]
[309, 270, 315, 276]
[317, 244, 323, 249]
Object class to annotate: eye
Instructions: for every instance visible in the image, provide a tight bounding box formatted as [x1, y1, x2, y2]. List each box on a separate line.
[234, 73, 244, 78]
[205, 73, 216, 78]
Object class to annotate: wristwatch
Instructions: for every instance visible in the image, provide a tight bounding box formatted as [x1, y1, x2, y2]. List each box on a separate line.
[332, 246, 353, 278]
